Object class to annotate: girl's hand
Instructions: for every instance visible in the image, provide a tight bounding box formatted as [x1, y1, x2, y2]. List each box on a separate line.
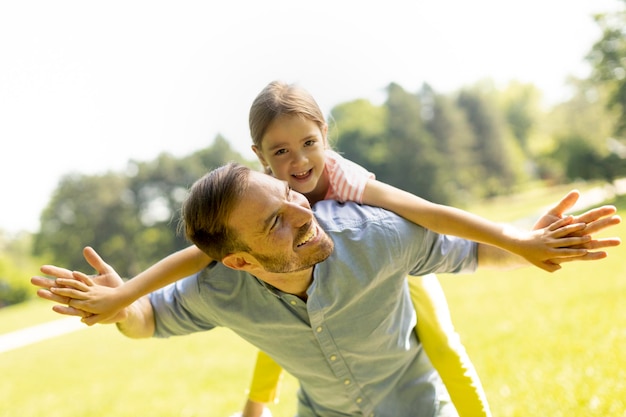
[523, 190, 621, 271]
[31, 246, 129, 325]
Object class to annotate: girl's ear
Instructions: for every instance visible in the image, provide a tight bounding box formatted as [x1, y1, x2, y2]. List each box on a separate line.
[321, 123, 329, 148]
[251, 145, 270, 170]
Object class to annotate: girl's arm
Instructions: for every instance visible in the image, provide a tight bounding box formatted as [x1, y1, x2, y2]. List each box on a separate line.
[34, 246, 158, 336]
[64, 245, 212, 324]
[362, 179, 592, 272]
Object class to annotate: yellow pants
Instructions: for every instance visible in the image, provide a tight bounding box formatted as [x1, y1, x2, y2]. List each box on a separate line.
[247, 349, 284, 404]
[247, 275, 491, 417]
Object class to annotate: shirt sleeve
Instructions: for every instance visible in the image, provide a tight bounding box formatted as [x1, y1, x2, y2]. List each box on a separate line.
[149, 270, 218, 338]
[324, 150, 375, 203]
[314, 201, 479, 276]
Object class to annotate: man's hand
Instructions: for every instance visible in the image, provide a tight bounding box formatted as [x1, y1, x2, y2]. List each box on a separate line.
[533, 190, 621, 264]
[31, 246, 127, 323]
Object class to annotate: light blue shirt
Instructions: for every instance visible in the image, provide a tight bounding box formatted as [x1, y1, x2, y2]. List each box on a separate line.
[150, 201, 478, 417]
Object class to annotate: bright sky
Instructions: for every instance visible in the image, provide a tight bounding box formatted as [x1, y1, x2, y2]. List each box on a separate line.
[1, 0, 622, 234]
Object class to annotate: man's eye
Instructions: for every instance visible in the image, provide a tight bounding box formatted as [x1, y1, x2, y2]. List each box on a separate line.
[270, 215, 280, 231]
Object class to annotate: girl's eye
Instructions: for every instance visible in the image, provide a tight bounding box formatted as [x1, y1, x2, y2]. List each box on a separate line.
[274, 149, 287, 156]
[304, 140, 316, 147]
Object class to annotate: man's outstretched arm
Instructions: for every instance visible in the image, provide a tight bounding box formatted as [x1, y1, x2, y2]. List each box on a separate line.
[31, 246, 156, 339]
[477, 190, 621, 270]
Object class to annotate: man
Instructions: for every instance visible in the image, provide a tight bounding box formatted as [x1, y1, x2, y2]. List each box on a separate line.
[33, 163, 621, 417]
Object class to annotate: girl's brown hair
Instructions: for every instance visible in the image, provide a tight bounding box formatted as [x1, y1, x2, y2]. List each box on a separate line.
[249, 81, 327, 150]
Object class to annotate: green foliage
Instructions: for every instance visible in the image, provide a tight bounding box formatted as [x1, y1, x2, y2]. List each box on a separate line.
[2, 196, 623, 417]
[22, 4, 626, 286]
[588, 2, 626, 135]
[422, 84, 496, 204]
[379, 83, 450, 203]
[330, 98, 390, 167]
[0, 258, 29, 307]
[554, 135, 609, 181]
[498, 81, 546, 171]
[33, 137, 255, 277]
[0, 233, 39, 307]
[457, 85, 522, 196]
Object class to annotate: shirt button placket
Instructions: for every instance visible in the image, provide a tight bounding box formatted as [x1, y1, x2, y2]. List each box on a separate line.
[310, 308, 373, 416]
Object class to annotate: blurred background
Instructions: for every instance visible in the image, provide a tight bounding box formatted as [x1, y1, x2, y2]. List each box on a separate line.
[1, 1, 625, 416]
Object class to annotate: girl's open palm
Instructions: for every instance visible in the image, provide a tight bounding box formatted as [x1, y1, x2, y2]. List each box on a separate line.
[31, 246, 129, 325]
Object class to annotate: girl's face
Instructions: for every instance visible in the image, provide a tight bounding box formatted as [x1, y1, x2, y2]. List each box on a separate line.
[252, 114, 328, 197]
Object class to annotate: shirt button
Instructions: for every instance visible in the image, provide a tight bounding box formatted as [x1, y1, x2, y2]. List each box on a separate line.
[344, 379, 350, 385]
[290, 300, 297, 305]
[330, 355, 337, 361]
[316, 326, 323, 333]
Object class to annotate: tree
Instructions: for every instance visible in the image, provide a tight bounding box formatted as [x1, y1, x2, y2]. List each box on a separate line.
[545, 77, 621, 182]
[33, 171, 136, 274]
[587, 2, 626, 136]
[0, 232, 37, 307]
[499, 82, 543, 156]
[456, 84, 524, 196]
[420, 83, 481, 204]
[381, 83, 451, 203]
[33, 136, 253, 276]
[330, 98, 389, 173]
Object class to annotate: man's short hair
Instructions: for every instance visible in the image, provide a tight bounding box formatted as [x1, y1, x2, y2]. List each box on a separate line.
[181, 162, 251, 260]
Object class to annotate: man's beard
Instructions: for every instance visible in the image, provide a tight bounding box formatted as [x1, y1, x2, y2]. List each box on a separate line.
[251, 234, 334, 273]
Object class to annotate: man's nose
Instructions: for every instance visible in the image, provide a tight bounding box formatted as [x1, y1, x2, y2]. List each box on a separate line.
[287, 202, 312, 227]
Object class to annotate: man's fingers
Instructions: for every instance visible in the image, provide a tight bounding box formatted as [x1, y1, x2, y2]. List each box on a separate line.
[52, 304, 93, 319]
[39, 265, 73, 280]
[537, 261, 562, 273]
[49, 286, 88, 301]
[81, 314, 102, 326]
[552, 251, 608, 264]
[572, 205, 617, 224]
[579, 238, 622, 250]
[546, 190, 580, 217]
[35, 288, 69, 304]
[31, 276, 55, 290]
[581, 215, 622, 236]
[82, 246, 112, 275]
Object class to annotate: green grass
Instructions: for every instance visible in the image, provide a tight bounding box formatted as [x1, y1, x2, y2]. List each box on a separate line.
[0, 298, 64, 334]
[1, 189, 623, 416]
[439, 233, 626, 417]
[0, 324, 300, 417]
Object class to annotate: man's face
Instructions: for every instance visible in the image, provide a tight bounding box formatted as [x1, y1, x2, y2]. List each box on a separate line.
[228, 171, 333, 273]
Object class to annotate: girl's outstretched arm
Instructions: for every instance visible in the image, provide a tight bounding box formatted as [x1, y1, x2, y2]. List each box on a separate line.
[50, 245, 212, 325]
[361, 180, 604, 272]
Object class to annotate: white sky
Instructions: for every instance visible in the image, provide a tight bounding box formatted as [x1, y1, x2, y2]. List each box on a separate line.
[0, 0, 622, 234]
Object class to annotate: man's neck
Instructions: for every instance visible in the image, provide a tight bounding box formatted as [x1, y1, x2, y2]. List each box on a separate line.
[257, 267, 313, 301]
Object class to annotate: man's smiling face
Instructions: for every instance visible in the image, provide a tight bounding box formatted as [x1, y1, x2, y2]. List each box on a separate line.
[228, 170, 333, 274]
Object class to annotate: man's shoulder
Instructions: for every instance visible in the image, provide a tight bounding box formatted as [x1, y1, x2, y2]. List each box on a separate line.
[313, 200, 401, 231]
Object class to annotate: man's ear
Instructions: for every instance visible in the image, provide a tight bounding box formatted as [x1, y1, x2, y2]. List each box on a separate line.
[222, 252, 256, 271]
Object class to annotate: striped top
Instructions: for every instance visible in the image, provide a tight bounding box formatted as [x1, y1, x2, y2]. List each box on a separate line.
[323, 150, 375, 203]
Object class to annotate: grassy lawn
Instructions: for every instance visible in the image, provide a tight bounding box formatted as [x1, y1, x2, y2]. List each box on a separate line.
[1, 190, 623, 416]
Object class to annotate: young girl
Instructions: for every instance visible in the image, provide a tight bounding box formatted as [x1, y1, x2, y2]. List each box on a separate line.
[58, 81, 588, 417]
